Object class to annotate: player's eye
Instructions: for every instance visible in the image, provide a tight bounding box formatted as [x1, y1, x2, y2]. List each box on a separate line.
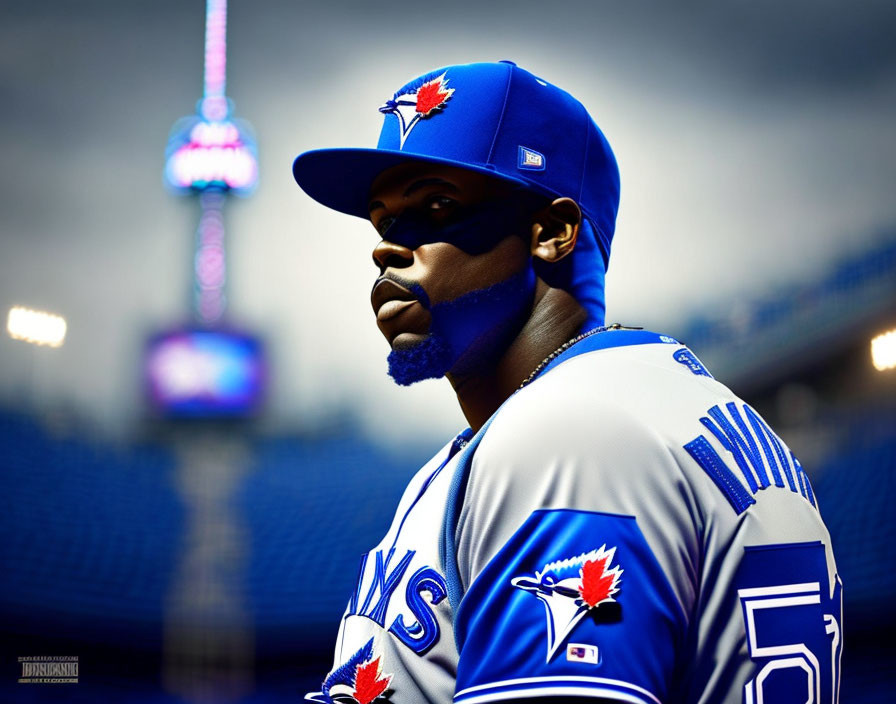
[426, 195, 457, 212]
[375, 216, 396, 237]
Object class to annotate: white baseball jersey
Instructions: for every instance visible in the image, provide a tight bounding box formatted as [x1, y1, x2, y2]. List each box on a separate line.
[305, 329, 842, 704]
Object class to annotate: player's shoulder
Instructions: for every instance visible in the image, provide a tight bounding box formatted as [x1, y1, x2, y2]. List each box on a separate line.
[544, 333, 727, 405]
[472, 336, 720, 498]
[469, 333, 756, 525]
[485, 334, 731, 451]
[457, 335, 713, 607]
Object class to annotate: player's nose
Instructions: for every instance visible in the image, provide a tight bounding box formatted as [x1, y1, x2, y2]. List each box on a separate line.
[372, 240, 413, 273]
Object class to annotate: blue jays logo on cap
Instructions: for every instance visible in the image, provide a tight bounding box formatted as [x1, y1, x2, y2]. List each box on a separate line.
[379, 73, 455, 149]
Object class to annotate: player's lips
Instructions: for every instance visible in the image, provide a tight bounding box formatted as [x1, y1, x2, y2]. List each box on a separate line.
[371, 276, 431, 342]
[376, 298, 418, 322]
[371, 277, 419, 318]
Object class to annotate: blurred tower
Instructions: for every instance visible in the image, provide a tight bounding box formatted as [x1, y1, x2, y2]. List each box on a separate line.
[164, 0, 258, 324]
[160, 2, 257, 701]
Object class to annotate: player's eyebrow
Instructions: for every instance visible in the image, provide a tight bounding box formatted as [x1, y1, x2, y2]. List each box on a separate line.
[368, 178, 459, 214]
[403, 178, 459, 198]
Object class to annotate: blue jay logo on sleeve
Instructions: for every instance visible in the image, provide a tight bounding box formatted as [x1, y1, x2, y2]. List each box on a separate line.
[379, 73, 454, 148]
[511, 545, 623, 662]
[322, 637, 393, 704]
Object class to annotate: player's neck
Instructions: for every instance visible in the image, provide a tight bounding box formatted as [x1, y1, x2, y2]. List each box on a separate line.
[447, 281, 587, 432]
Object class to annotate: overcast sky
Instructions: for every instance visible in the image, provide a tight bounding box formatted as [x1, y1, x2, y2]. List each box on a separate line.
[1, 0, 894, 444]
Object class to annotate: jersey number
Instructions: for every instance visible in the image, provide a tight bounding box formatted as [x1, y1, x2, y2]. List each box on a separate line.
[737, 543, 842, 704]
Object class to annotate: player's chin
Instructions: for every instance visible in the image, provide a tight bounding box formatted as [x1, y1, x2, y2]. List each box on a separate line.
[386, 332, 454, 386]
[390, 331, 430, 350]
[377, 306, 432, 348]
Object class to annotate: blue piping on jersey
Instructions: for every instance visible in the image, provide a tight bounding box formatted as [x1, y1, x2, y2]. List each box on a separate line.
[743, 539, 823, 553]
[439, 416, 499, 614]
[537, 328, 680, 381]
[454, 674, 662, 704]
[388, 429, 473, 558]
[439, 328, 685, 620]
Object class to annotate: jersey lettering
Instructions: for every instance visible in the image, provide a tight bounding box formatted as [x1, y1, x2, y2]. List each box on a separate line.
[348, 550, 447, 655]
[351, 548, 416, 626]
[702, 403, 770, 491]
[737, 542, 843, 703]
[389, 566, 448, 654]
[683, 435, 756, 514]
[672, 347, 713, 377]
[684, 402, 818, 514]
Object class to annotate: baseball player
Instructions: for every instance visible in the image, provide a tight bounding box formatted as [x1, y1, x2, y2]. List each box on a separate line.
[292, 61, 842, 704]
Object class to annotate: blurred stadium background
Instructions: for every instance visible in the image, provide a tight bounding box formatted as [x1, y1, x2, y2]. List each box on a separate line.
[1, 1, 894, 701]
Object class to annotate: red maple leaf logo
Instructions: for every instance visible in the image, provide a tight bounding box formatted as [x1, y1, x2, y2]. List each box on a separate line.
[578, 555, 621, 609]
[352, 656, 391, 704]
[415, 74, 454, 117]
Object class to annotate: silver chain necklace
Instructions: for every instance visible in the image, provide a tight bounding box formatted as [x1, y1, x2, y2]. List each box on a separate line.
[517, 323, 638, 390]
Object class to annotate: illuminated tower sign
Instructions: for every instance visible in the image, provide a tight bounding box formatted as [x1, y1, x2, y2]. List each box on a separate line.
[164, 0, 258, 324]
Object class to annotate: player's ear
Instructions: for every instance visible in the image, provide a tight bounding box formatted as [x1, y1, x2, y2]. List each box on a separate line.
[530, 197, 581, 264]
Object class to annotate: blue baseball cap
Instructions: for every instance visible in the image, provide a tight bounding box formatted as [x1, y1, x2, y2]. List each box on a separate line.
[292, 60, 620, 268]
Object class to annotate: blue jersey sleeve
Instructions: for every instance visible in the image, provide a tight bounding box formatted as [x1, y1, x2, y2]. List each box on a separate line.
[453, 508, 686, 704]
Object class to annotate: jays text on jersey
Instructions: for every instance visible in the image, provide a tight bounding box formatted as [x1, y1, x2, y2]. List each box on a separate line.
[305, 328, 842, 704]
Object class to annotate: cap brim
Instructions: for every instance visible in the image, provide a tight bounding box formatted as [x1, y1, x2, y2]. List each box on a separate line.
[292, 148, 531, 220]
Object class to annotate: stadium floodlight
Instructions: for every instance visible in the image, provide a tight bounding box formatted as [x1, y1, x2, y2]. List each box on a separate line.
[871, 328, 896, 371]
[6, 306, 67, 347]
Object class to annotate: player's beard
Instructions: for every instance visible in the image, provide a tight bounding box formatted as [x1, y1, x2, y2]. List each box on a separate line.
[387, 265, 536, 386]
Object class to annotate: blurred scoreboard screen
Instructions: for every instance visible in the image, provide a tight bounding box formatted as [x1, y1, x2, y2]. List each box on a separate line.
[144, 329, 265, 418]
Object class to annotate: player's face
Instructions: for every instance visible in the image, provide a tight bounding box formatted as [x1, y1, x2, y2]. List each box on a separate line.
[368, 163, 537, 384]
